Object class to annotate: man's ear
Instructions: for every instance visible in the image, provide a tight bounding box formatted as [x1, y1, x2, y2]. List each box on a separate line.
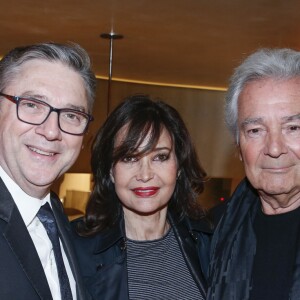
[238, 144, 243, 161]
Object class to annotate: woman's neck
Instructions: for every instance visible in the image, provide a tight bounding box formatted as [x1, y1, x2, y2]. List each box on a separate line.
[123, 207, 170, 241]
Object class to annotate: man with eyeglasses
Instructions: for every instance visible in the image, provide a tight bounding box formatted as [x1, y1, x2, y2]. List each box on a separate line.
[0, 43, 96, 300]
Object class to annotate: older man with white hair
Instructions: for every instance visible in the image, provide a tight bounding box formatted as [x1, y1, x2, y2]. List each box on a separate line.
[208, 48, 300, 300]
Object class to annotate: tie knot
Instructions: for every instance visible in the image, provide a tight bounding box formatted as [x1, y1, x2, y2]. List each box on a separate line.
[37, 202, 55, 224]
[36, 202, 58, 239]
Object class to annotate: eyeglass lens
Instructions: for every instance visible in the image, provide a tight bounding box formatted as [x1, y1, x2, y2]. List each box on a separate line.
[17, 98, 89, 135]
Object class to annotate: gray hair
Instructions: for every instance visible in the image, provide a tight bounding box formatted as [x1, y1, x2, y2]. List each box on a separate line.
[225, 48, 300, 142]
[0, 42, 96, 113]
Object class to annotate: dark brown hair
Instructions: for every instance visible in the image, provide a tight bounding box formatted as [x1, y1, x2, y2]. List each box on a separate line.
[78, 94, 206, 236]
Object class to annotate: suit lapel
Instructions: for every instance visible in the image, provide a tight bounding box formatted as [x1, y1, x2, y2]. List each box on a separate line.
[0, 179, 52, 300]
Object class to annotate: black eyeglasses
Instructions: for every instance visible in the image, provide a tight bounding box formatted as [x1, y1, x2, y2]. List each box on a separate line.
[0, 92, 94, 136]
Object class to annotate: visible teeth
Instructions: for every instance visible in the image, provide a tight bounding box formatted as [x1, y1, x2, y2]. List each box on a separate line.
[29, 147, 54, 156]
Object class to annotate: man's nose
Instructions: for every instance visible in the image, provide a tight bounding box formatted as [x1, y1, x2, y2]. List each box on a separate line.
[264, 130, 288, 158]
[35, 111, 62, 141]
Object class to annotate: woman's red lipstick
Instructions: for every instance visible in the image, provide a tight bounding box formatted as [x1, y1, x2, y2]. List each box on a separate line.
[131, 187, 159, 197]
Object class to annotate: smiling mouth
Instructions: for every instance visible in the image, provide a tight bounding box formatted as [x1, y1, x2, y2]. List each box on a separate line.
[28, 146, 55, 156]
[131, 187, 159, 197]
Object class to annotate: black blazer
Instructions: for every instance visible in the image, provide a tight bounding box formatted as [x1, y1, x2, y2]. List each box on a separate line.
[0, 178, 89, 300]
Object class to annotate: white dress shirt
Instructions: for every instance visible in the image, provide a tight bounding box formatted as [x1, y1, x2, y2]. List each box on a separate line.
[0, 167, 76, 300]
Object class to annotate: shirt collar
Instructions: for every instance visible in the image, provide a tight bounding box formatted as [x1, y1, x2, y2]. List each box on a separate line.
[0, 166, 50, 227]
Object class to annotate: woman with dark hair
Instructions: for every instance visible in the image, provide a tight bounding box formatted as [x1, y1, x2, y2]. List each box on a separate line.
[72, 95, 212, 299]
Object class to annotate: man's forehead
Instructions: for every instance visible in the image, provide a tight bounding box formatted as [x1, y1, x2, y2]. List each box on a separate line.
[241, 77, 300, 94]
[238, 78, 300, 108]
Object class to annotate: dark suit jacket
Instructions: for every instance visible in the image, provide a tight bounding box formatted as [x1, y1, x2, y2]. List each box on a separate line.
[0, 178, 89, 300]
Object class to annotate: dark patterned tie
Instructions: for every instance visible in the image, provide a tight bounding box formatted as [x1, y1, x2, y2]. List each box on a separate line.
[37, 202, 73, 300]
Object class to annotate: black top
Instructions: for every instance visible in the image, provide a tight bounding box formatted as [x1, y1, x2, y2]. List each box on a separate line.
[250, 205, 300, 300]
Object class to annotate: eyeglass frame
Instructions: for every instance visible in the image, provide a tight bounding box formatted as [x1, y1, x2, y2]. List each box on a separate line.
[0, 92, 94, 136]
